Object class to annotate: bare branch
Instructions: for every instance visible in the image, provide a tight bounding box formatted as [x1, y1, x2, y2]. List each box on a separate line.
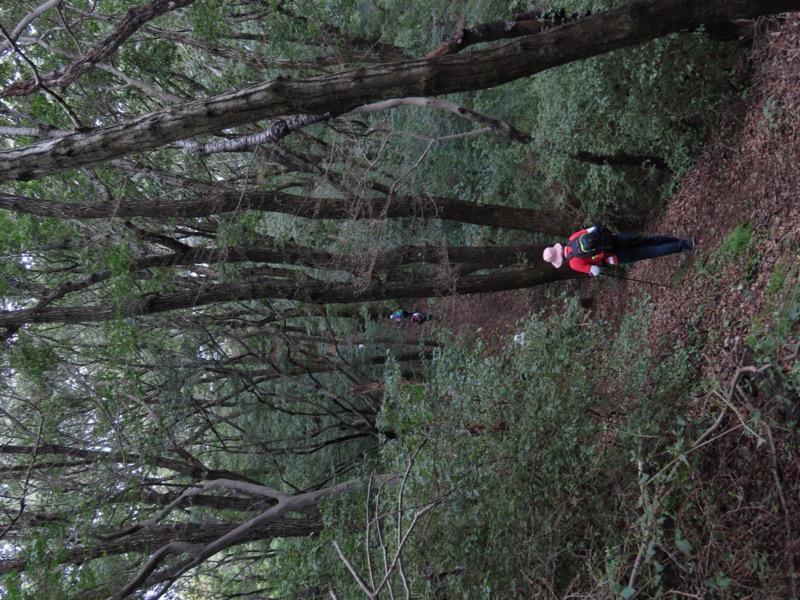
[0, 0, 63, 55]
[115, 474, 400, 599]
[0, 22, 84, 128]
[175, 112, 346, 155]
[333, 445, 442, 599]
[345, 97, 531, 143]
[114, 541, 203, 599]
[1, 0, 198, 98]
[333, 541, 375, 598]
[102, 479, 288, 543]
[175, 95, 530, 157]
[0, 417, 45, 543]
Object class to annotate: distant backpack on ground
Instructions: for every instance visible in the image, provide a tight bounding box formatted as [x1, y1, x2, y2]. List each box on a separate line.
[567, 225, 616, 260]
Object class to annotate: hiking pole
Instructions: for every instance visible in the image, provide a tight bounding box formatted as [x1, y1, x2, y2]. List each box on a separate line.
[600, 270, 673, 288]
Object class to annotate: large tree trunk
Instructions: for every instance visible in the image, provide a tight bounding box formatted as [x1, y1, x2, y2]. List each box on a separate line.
[1, 0, 796, 182]
[0, 190, 574, 234]
[25, 243, 558, 313]
[0, 262, 579, 328]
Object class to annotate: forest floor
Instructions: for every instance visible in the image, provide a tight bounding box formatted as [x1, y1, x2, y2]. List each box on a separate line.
[432, 13, 800, 594]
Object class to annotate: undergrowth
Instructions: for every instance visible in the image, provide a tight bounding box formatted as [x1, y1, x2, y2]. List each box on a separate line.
[296, 297, 702, 599]
[299, 265, 799, 599]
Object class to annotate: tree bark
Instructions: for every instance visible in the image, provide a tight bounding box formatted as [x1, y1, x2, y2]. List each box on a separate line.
[26, 243, 557, 311]
[574, 150, 670, 171]
[0, 189, 574, 234]
[0, 262, 579, 328]
[113, 475, 399, 599]
[0, 519, 322, 575]
[344, 97, 532, 143]
[1, 0, 796, 182]
[423, 9, 582, 59]
[0, 443, 261, 484]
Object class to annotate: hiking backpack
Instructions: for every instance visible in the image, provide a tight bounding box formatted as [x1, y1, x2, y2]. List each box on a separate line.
[567, 225, 616, 261]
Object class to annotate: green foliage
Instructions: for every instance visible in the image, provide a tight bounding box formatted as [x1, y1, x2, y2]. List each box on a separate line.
[119, 39, 179, 81]
[696, 222, 755, 276]
[360, 4, 744, 228]
[517, 35, 737, 220]
[719, 222, 755, 255]
[186, 0, 230, 39]
[748, 258, 799, 358]
[299, 297, 699, 597]
[759, 94, 785, 131]
[6, 331, 60, 385]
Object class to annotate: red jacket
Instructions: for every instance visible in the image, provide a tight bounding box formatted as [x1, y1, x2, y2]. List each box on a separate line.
[564, 228, 619, 275]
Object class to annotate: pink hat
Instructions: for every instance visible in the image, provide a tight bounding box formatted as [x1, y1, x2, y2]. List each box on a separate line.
[543, 244, 564, 268]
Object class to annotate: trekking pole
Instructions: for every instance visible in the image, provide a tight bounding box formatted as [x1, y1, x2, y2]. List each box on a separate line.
[600, 270, 673, 289]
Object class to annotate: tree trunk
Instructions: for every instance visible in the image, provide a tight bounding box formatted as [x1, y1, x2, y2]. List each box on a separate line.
[0, 263, 579, 328]
[0, 443, 261, 484]
[1, 0, 796, 182]
[26, 243, 558, 312]
[574, 150, 670, 171]
[0, 519, 323, 575]
[0, 189, 575, 234]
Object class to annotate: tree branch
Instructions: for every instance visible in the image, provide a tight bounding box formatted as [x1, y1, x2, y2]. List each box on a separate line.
[5, 0, 798, 182]
[344, 97, 531, 143]
[0, 22, 84, 128]
[0, 0, 63, 55]
[115, 474, 400, 599]
[175, 96, 530, 156]
[1, 0, 198, 97]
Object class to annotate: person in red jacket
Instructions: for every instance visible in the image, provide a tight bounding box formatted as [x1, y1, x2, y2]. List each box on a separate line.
[542, 226, 695, 276]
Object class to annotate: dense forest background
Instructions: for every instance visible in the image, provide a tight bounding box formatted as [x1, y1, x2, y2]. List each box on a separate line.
[1, 0, 798, 598]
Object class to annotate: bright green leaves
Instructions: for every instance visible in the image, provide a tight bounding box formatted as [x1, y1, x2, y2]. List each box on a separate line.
[504, 17, 743, 221]
[372, 292, 710, 597]
[101, 242, 135, 276]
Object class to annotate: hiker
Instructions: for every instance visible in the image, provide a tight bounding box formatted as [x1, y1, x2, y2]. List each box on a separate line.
[542, 225, 695, 276]
[390, 309, 429, 324]
[410, 311, 428, 324]
[390, 309, 410, 322]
